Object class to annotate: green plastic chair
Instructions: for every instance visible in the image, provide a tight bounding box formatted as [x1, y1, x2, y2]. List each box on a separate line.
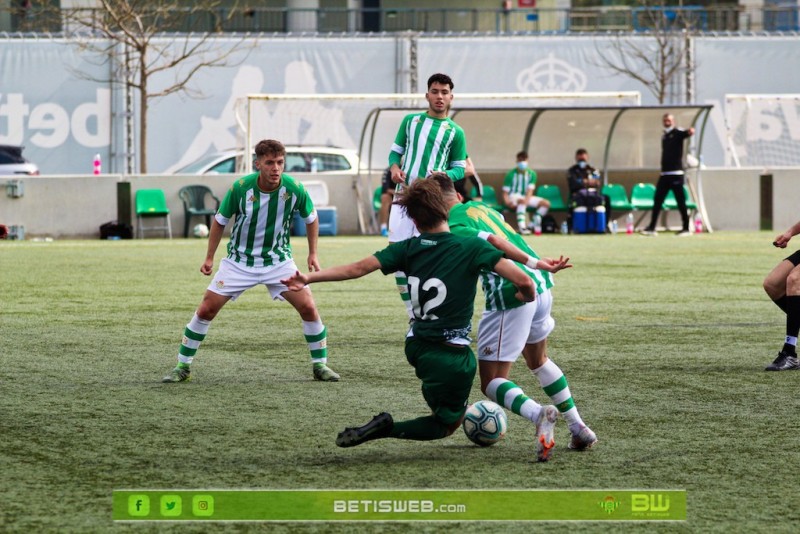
[536, 184, 569, 212]
[663, 185, 698, 210]
[601, 183, 633, 211]
[135, 188, 172, 239]
[178, 185, 220, 238]
[630, 183, 656, 211]
[476, 184, 505, 212]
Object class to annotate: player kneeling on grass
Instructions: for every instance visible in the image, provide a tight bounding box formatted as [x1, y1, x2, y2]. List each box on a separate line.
[281, 178, 549, 452]
[162, 139, 339, 384]
[434, 174, 597, 458]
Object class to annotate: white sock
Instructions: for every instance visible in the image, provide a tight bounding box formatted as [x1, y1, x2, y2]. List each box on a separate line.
[532, 359, 586, 434]
[486, 377, 542, 423]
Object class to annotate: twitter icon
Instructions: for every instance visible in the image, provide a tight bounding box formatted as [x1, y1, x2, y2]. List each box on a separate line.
[160, 495, 182, 517]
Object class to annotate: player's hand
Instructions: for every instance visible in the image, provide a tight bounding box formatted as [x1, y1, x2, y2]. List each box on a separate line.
[281, 270, 309, 291]
[307, 253, 320, 272]
[774, 232, 792, 248]
[515, 287, 536, 303]
[391, 165, 406, 185]
[200, 258, 214, 275]
[537, 256, 573, 273]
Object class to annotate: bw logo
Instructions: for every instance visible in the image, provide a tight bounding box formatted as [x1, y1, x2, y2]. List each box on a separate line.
[631, 494, 670, 513]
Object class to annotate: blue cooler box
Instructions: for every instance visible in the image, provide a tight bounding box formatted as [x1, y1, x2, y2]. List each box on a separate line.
[572, 206, 606, 234]
[293, 208, 338, 236]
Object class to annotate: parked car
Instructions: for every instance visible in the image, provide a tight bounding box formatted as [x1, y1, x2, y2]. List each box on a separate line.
[174, 146, 360, 175]
[0, 145, 39, 175]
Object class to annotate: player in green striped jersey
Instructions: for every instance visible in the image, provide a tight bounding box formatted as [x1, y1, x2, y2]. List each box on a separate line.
[502, 151, 550, 235]
[387, 73, 468, 319]
[432, 174, 597, 457]
[162, 139, 339, 384]
[281, 179, 556, 452]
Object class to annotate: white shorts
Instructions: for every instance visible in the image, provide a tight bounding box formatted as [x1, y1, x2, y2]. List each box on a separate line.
[477, 289, 555, 362]
[208, 257, 301, 301]
[388, 202, 420, 243]
[508, 193, 546, 209]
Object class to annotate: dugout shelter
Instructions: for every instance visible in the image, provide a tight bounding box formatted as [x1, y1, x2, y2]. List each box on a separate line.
[357, 103, 713, 234]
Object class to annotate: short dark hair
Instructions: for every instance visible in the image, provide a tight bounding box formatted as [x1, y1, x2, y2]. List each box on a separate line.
[575, 148, 588, 156]
[397, 178, 450, 231]
[516, 151, 528, 160]
[429, 173, 458, 198]
[427, 73, 454, 90]
[255, 139, 285, 158]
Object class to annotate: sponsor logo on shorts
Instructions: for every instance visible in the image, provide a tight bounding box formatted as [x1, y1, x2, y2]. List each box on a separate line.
[481, 346, 494, 356]
[216, 280, 225, 289]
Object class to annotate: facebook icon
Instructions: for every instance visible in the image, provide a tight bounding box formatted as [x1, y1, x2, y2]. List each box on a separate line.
[128, 495, 150, 516]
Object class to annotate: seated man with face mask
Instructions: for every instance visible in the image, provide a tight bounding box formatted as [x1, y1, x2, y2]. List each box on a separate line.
[566, 148, 612, 232]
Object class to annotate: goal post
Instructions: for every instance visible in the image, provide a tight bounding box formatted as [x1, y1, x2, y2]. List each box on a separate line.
[725, 94, 800, 168]
[234, 91, 642, 233]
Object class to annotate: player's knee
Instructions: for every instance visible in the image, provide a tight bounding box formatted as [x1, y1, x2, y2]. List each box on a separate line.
[786, 269, 800, 293]
[295, 301, 319, 320]
[196, 306, 218, 321]
[763, 275, 778, 296]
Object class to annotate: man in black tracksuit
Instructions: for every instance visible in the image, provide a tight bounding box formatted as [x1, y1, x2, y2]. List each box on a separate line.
[641, 114, 695, 236]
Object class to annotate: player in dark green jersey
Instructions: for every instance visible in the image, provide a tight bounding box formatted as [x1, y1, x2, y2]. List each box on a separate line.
[281, 179, 553, 450]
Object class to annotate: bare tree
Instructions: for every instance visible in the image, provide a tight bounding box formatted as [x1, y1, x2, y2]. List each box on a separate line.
[594, 0, 696, 104]
[54, 0, 253, 173]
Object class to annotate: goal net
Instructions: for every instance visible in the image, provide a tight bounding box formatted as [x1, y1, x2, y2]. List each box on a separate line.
[726, 94, 800, 168]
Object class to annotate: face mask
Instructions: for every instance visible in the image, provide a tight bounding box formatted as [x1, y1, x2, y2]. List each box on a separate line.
[517, 161, 528, 170]
[578, 160, 587, 169]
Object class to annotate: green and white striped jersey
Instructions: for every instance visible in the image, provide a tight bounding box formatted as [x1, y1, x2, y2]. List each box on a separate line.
[388, 112, 467, 184]
[502, 167, 537, 196]
[216, 173, 315, 268]
[448, 201, 553, 311]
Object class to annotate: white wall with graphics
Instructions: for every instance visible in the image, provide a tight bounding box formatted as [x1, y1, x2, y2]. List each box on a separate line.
[3, 34, 800, 176]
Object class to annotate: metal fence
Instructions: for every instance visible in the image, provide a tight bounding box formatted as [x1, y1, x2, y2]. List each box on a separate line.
[2, 5, 799, 35]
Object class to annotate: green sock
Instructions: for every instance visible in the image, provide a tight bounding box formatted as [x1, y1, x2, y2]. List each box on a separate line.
[389, 416, 449, 440]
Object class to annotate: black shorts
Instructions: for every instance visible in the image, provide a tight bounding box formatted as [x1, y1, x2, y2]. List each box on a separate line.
[786, 250, 800, 266]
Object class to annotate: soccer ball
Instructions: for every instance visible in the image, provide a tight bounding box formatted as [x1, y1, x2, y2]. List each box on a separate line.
[462, 400, 508, 447]
[193, 223, 209, 238]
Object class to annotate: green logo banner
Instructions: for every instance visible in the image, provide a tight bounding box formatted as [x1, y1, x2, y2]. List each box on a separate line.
[113, 490, 686, 521]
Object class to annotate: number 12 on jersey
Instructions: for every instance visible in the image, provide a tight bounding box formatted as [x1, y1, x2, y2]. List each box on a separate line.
[408, 276, 447, 321]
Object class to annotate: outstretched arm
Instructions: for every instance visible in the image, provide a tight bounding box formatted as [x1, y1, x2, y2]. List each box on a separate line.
[486, 234, 572, 273]
[281, 256, 382, 290]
